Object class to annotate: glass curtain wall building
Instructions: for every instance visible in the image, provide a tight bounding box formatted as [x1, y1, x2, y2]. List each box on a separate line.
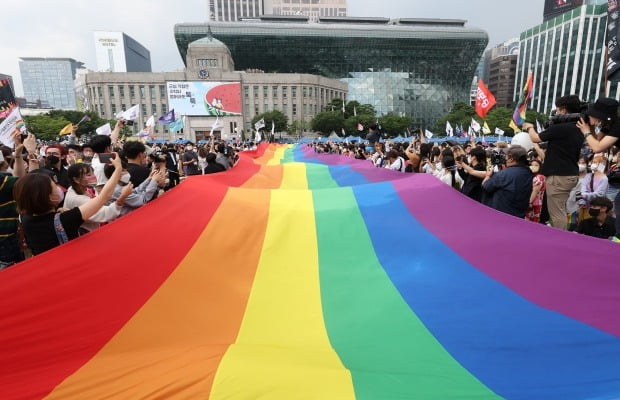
[19, 58, 84, 109]
[175, 18, 488, 127]
[515, 1, 614, 114]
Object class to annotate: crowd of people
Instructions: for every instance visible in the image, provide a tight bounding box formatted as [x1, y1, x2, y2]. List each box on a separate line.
[1, 94, 619, 268]
[312, 96, 620, 241]
[0, 120, 249, 268]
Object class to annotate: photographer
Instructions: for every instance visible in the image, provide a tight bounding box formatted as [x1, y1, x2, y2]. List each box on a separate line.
[576, 97, 620, 237]
[482, 145, 533, 218]
[522, 94, 584, 230]
[456, 146, 487, 202]
[122, 141, 150, 186]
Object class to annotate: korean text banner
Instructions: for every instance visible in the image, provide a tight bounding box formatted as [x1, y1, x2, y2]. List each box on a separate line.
[0, 144, 619, 399]
[166, 81, 241, 116]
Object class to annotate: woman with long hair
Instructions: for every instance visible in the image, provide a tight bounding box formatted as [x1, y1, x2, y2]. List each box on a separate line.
[14, 154, 124, 256]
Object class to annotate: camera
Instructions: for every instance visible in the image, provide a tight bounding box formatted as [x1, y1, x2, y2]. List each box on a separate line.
[490, 151, 506, 166]
[120, 119, 134, 126]
[149, 151, 167, 164]
[546, 102, 589, 127]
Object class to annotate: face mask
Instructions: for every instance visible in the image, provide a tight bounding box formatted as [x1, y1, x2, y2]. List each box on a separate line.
[85, 175, 97, 187]
[588, 208, 601, 218]
[578, 164, 587, 173]
[590, 163, 599, 171]
[186, 147, 193, 152]
[597, 164, 606, 173]
[530, 166, 539, 174]
[120, 174, 131, 184]
[595, 124, 602, 135]
[46, 155, 60, 165]
[435, 162, 442, 170]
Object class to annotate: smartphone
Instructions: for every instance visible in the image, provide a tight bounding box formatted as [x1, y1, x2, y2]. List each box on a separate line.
[99, 153, 115, 164]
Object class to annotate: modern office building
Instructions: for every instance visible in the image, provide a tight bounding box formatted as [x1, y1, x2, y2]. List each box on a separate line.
[270, 0, 347, 22]
[19, 58, 84, 109]
[93, 31, 152, 73]
[484, 38, 520, 107]
[0, 73, 14, 96]
[209, 0, 265, 21]
[515, 1, 614, 114]
[174, 17, 488, 127]
[80, 35, 346, 140]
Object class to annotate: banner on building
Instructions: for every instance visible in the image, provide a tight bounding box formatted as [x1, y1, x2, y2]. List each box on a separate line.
[607, 0, 620, 82]
[0, 79, 16, 119]
[166, 82, 242, 117]
[543, 0, 583, 21]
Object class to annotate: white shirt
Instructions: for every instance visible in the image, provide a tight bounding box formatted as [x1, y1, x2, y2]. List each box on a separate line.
[91, 155, 108, 186]
[386, 157, 406, 172]
[64, 186, 121, 232]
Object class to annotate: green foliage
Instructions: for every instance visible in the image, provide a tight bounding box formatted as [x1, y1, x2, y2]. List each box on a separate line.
[435, 102, 476, 133]
[287, 119, 310, 136]
[436, 103, 550, 136]
[251, 110, 288, 132]
[311, 111, 344, 136]
[378, 113, 412, 137]
[343, 114, 375, 136]
[23, 110, 120, 141]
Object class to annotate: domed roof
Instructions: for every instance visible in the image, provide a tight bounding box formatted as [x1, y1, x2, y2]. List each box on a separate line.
[188, 35, 228, 49]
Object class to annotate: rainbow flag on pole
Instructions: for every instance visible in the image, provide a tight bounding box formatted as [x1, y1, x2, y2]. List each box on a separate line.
[1, 144, 619, 399]
[512, 71, 534, 126]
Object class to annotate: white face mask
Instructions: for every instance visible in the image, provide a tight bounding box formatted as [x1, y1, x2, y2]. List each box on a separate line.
[590, 163, 599, 171]
[597, 163, 606, 173]
[578, 164, 587, 173]
[120, 173, 131, 184]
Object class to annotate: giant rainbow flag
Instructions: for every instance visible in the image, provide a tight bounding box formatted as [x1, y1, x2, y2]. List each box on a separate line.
[1, 144, 620, 399]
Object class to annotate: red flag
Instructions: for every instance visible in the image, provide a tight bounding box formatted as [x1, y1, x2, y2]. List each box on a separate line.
[475, 80, 496, 120]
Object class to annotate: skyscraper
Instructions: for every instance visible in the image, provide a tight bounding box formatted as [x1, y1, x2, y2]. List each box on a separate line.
[270, 0, 347, 22]
[93, 32, 152, 73]
[516, 1, 613, 114]
[19, 58, 84, 109]
[208, 0, 265, 21]
[208, 0, 346, 22]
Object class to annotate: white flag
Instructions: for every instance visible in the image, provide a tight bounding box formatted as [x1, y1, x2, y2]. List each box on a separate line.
[96, 123, 112, 136]
[212, 117, 222, 131]
[424, 129, 433, 139]
[145, 115, 155, 127]
[446, 121, 454, 137]
[271, 121, 275, 138]
[0, 107, 26, 147]
[495, 127, 505, 136]
[470, 118, 481, 133]
[254, 118, 265, 131]
[117, 104, 140, 121]
[353, 105, 357, 117]
[255, 130, 261, 142]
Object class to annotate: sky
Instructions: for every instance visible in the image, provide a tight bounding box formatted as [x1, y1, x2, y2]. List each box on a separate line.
[1, 0, 544, 97]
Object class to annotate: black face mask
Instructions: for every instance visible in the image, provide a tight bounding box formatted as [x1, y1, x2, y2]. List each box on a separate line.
[46, 155, 60, 166]
[589, 208, 601, 218]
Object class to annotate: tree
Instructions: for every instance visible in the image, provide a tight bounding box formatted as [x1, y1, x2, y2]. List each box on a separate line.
[435, 102, 476, 133]
[23, 110, 121, 141]
[343, 114, 375, 136]
[288, 119, 310, 137]
[251, 110, 288, 133]
[378, 113, 412, 137]
[311, 111, 343, 136]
